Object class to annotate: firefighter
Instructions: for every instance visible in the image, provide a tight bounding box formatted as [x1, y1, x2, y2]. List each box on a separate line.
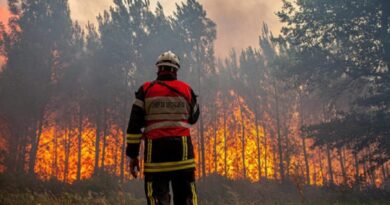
[126, 51, 200, 205]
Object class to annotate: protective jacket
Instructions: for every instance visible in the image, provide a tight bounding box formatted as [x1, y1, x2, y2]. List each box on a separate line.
[126, 74, 199, 173]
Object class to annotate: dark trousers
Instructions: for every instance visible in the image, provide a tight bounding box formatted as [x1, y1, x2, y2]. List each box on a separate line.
[144, 169, 197, 205]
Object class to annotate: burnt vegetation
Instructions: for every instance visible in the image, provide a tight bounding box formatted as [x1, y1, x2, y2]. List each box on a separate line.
[0, 0, 390, 204]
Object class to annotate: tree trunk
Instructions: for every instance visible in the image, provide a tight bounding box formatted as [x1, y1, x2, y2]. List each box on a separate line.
[64, 128, 71, 183]
[301, 136, 310, 184]
[255, 109, 261, 181]
[239, 105, 246, 179]
[17, 130, 28, 173]
[199, 109, 206, 178]
[53, 128, 59, 177]
[76, 108, 83, 181]
[263, 124, 268, 179]
[367, 150, 376, 185]
[353, 151, 359, 185]
[196, 43, 206, 179]
[94, 110, 102, 175]
[120, 99, 128, 181]
[326, 144, 334, 185]
[318, 149, 326, 184]
[363, 154, 368, 183]
[213, 108, 218, 173]
[284, 126, 291, 179]
[299, 93, 310, 185]
[114, 127, 119, 174]
[338, 147, 347, 185]
[101, 109, 108, 171]
[28, 113, 44, 176]
[381, 164, 387, 181]
[120, 121, 127, 181]
[19, 143, 26, 173]
[274, 84, 284, 181]
[272, 142, 278, 180]
[223, 110, 228, 176]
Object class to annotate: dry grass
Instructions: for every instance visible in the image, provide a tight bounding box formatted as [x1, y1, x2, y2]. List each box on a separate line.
[1, 173, 389, 205]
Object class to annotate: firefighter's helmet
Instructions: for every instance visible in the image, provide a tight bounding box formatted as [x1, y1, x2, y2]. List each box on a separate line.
[156, 51, 180, 70]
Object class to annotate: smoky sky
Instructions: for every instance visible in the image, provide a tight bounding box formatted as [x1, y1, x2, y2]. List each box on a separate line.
[199, 0, 283, 57]
[68, 0, 283, 57]
[0, 0, 283, 58]
[0, 0, 9, 27]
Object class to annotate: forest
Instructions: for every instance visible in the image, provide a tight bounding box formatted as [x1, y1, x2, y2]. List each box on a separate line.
[0, 0, 389, 204]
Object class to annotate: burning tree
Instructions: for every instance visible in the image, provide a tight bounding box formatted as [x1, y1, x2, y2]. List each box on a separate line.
[0, 0, 388, 188]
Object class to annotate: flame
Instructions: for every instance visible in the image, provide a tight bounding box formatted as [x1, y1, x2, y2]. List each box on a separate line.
[33, 119, 130, 183]
[0, 90, 388, 186]
[0, 6, 11, 26]
[0, 6, 12, 68]
[193, 90, 273, 181]
[191, 90, 388, 186]
[0, 3, 387, 186]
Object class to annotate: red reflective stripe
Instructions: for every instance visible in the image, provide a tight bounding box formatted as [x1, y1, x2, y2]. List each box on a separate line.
[146, 127, 191, 139]
[145, 121, 191, 132]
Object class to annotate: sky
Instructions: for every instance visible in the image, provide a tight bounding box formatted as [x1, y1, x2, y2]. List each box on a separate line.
[0, 0, 283, 58]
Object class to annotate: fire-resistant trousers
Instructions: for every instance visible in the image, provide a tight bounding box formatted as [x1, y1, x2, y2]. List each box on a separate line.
[144, 169, 198, 205]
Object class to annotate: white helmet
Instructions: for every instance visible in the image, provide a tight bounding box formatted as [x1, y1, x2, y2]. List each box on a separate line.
[156, 51, 180, 70]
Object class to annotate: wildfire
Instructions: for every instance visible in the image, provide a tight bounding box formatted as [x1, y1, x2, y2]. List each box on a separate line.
[0, 5, 13, 69]
[33, 120, 129, 183]
[0, 90, 387, 187]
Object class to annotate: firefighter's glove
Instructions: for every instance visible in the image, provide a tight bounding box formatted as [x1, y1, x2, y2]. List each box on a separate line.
[129, 158, 140, 178]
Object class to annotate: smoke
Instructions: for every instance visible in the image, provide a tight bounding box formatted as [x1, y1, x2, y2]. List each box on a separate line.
[68, 0, 184, 26]
[0, 0, 283, 58]
[68, 0, 112, 25]
[68, 0, 283, 58]
[199, 0, 283, 57]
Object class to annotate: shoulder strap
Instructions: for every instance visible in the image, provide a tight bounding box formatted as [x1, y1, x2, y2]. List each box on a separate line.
[143, 81, 157, 96]
[145, 80, 191, 103]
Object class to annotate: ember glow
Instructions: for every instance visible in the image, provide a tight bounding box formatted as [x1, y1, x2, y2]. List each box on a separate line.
[0, 89, 375, 186]
[0, 88, 387, 186]
[0, 0, 388, 189]
[33, 122, 129, 182]
[0, 6, 10, 67]
[0, 88, 376, 186]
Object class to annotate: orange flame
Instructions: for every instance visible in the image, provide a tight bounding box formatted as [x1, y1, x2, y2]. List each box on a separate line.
[0, 90, 388, 186]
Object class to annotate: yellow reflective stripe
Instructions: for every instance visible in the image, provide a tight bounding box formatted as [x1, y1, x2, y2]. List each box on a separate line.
[145, 159, 195, 168]
[144, 159, 195, 172]
[182, 136, 188, 160]
[133, 99, 144, 109]
[144, 164, 196, 173]
[147, 182, 155, 205]
[147, 139, 152, 163]
[145, 113, 189, 121]
[127, 139, 141, 144]
[127, 133, 142, 139]
[191, 183, 198, 205]
[145, 121, 191, 132]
